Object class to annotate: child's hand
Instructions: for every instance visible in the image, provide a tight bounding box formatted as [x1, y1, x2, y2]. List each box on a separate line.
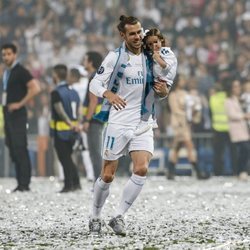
[153, 43, 160, 52]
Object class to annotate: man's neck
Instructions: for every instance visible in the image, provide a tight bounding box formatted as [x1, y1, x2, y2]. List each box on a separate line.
[88, 67, 95, 75]
[7, 60, 18, 69]
[126, 45, 141, 55]
[57, 80, 66, 86]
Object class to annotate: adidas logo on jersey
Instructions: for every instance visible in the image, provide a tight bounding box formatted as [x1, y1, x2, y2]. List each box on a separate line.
[127, 62, 132, 67]
[161, 49, 169, 55]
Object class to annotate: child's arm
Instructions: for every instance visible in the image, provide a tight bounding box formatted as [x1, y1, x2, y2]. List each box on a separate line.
[153, 52, 167, 69]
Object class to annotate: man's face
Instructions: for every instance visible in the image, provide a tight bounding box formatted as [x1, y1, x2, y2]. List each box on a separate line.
[83, 55, 90, 71]
[121, 22, 143, 52]
[52, 71, 58, 84]
[1, 48, 17, 67]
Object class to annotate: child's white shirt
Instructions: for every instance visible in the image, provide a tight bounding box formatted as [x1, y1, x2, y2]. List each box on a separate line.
[153, 47, 177, 87]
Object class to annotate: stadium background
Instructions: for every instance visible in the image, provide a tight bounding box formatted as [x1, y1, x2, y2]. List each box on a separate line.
[0, 0, 250, 177]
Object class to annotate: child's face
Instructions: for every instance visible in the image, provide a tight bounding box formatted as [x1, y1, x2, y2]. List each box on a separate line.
[146, 35, 162, 52]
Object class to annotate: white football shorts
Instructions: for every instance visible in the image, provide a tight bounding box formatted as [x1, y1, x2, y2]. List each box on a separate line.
[101, 123, 154, 161]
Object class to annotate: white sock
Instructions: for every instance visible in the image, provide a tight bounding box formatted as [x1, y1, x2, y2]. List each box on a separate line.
[81, 150, 95, 181]
[92, 177, 111, 218]
[115, 174, 146, 216]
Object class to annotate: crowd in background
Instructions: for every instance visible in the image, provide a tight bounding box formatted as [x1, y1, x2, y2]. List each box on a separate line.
[0, 0, 250, 176]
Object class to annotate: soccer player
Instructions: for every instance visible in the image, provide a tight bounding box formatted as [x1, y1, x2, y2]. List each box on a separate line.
[88, 15, 169, 235]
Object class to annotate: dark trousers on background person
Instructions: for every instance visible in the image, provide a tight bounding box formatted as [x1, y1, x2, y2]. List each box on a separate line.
[212, 130, 235, 175]
[87, 121, 103, 180]
[54, 135, 80, 190]
[234, 141, 250, 175]
[3, 108, 31, 189]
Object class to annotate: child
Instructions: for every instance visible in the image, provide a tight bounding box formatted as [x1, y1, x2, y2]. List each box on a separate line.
[134, 28, 178, 135]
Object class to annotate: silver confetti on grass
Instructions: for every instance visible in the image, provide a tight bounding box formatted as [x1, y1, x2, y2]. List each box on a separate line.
[0, 176, 249, 249]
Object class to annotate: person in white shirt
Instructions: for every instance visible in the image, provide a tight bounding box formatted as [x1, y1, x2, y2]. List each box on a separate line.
[88, 15, 169, 236]
[134, 28, 178, 135]
[68, 68, 95, 182]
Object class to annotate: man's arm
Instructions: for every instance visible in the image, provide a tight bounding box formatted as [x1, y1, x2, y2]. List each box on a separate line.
[89, 81, 126, 111]
[53, 102, 79, 131]
[54, 102, 72, 126]
[8, 79, 41, 111]
[89, 51, 117, 98]
[89, 51, 126, 110]
[82, 92, 98, 132]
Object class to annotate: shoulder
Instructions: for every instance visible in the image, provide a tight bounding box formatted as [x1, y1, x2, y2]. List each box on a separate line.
[51, 89, 60, 100]
[69, 86, 79, 94]
[13, 63, 33, 80]
[14, 63, 29, 73]
[104, 51, 119, 63]
[160, 47, 177, 65]
[55, 84, 68, 94]
[160, 47, 176, 57]
[97, 51, 119, 72]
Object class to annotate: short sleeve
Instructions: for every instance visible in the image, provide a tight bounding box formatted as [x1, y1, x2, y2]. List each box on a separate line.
[51, 90, 62, 104]
[20, 67, 33, 86]
[90, 51, 118, 97]
[93, 51, 118, 87]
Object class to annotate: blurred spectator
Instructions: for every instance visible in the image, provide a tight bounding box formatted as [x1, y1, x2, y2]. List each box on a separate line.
[1, 0, 250, 176]
[241, 80, 250, 130]
[224, 79, 250, 181]
[1, 43, 40, 191]
[209, 80, 234, 176]
[50, 64, 81, 192]
[196, 63, 215, 98]
[167, 75, 209, 180]
[232, 54, 250, 81]
[68, 67, 95, 182]
[82, 51, 104, 181]
[136, 0, 161, 27]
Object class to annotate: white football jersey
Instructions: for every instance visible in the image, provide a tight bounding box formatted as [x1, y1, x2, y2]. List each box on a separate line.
[90, 50, 151, 126]
[154, 47, 177, 86]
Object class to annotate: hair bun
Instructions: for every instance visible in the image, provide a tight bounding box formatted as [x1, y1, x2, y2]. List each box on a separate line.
[119, 15, 127, 21]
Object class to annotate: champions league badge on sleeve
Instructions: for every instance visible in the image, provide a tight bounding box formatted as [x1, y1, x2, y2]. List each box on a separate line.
[97, 66, 104, 74]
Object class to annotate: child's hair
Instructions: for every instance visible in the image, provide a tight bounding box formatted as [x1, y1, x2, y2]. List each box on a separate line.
[143, 28, 166, 51]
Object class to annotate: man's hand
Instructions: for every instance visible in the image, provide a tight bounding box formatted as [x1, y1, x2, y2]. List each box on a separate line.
[103, 90, 127, 110]
[69, 123, 81, 133]
[8, 102, 22, 112]
[82, 121, 90, 132]
[153, 79, 170, 98]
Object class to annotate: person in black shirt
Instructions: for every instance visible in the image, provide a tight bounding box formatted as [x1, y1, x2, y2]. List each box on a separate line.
[50, 64, 81, 192]
[1, 43, 41, 192]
